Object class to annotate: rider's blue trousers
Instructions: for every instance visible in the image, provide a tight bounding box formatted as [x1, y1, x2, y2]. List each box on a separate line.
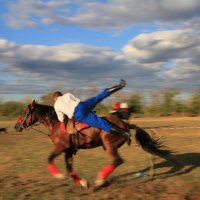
[74, 89, 112, 132]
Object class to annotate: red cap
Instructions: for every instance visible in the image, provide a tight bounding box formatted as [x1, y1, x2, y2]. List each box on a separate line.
[112, 102, 120, 110]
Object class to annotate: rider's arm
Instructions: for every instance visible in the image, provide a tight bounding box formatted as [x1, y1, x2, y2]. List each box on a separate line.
[56, 110, 64, 122]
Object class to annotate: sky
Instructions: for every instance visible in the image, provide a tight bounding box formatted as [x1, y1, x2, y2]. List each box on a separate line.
[0, 0, 200, 101]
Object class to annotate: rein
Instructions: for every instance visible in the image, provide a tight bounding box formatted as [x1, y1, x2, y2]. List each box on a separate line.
[23, 120, 51, 137]
[30, 126, 51, 137]
[26, 121, 51, 137]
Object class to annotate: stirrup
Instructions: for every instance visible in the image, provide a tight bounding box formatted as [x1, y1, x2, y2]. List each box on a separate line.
[110, 126, 130, 138]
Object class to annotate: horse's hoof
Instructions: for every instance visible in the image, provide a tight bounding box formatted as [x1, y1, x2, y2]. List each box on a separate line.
[80, 179, 89, 189]
[53, 173, 66, 180]
[95, 179, 105, 187]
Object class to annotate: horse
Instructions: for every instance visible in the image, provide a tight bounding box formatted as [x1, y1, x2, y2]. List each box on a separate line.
[14, 100, 176, 189]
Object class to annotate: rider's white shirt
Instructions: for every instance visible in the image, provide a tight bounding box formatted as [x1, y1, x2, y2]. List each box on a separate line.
[54, 93, 80, 121]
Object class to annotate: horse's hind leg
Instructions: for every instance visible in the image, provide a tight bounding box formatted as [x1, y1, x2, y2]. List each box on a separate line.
[48, 145, 65, 179]
[95, 147, 124, 187]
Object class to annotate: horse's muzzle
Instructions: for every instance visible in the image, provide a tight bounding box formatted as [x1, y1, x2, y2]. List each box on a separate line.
[14, 122, 23, 132]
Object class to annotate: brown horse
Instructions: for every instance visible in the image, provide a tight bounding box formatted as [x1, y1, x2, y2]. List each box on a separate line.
[15, 100, 176, 189]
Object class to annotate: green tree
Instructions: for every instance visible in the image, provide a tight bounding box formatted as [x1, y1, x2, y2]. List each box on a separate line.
[40, 92, 54, 106]
[144, 93, 162, 116]
[160, 88, 180, 116]
[94, 102, 109, 116]
[127, 93, 143, 116]
[188, 89, 200, 116]
[0, 101, 25, 119]
[173, 100, 186, 114]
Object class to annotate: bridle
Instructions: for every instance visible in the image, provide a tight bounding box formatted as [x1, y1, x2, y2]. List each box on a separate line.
[19, 104, 35, 129]
[16, 101, 52, 136]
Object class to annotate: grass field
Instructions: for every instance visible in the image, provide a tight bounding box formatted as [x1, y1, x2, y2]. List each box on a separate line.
[0, 117, 200, 200]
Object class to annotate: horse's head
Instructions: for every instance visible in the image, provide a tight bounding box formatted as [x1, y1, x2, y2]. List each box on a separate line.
[14, 100, 39, 132]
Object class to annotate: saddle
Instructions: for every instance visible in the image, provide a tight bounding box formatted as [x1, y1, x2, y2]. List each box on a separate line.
[65, 119, 90, 134]
[61, 119, 91, 153]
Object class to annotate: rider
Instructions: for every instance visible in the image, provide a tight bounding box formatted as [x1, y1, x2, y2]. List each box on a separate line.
[53, 80, 130, 139]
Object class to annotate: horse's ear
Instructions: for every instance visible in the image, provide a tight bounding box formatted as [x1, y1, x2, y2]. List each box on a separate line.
[32, 100, 36, 106]
[31, 100, 36, 109]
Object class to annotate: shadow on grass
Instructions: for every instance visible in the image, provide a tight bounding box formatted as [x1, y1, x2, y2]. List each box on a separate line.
[141, 152, 200, 177]
[106, 152, 200, 186]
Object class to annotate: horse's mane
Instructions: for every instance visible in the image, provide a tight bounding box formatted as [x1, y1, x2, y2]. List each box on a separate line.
[35, 103, 58, 122]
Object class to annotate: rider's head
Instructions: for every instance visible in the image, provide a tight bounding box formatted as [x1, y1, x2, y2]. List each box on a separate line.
[53, 91, 63, 102]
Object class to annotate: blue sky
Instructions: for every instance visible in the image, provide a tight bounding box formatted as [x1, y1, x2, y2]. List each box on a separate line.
[0, 0, 200, 101]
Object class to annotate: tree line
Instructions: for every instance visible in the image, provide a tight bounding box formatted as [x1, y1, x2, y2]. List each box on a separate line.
[0, 88, 199, 120]
[127, 88, 200, 117]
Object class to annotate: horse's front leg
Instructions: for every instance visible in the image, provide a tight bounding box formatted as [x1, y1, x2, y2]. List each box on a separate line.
[47, 145, 65, 179]
[64, 151, 89, 189]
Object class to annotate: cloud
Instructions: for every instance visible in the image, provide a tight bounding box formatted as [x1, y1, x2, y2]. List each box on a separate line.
[0, 38, 132, 95]
[4, 0, 73, 28]
[163, 59, 200, 91]
[122, 29, 200, 90]
[1, 0, 200, 99]
[4, 0, 200, 30]
[0, 27, 200, 97]
[122, 29, 200, 63]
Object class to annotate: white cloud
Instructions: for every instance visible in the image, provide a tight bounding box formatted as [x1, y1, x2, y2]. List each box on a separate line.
[2, 0, 200, 100]
[122, 29, 200, 63]
[0, 38, 127, 94]
[164, 59, 200, 80]
[121, 29, 200, 91]
[4, 0, 200, 30]
[0, 28, 200, 96]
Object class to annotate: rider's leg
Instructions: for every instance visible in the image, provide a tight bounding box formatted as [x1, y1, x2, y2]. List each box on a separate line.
[81, 79, 126, 110]
[106, 79, 126, 95]
[110, 125, 130, 139]
[74, 109, 111, 132]
[82, 89, 109, 111]
[74, 111, 130, 139]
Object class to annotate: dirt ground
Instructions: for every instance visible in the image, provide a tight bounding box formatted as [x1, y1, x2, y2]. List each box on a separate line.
[0, 117, 200, 200]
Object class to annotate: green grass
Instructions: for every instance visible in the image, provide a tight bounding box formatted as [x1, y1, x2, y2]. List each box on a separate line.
[0, 117, 200, 200]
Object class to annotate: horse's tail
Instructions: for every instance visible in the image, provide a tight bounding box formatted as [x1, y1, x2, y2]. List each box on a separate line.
[129, 124, 177, 163]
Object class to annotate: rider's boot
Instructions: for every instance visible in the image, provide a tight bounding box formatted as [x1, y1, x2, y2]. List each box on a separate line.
[106, 79, 126, 95]
[110, 125, 131, 145]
